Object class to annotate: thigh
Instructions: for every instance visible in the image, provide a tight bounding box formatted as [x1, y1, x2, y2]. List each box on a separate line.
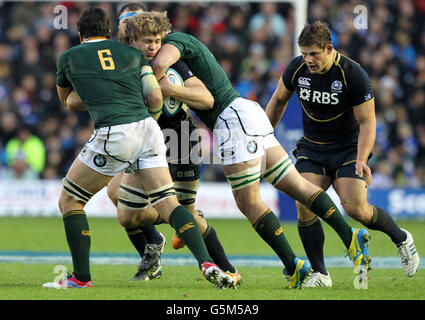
[66, 157, 112, 194]
[265, 145, 322, 205]
[131, 167, 180, 220]
[60, 157, 112, 213]
[106, 172, 124, 205]
[173, 179, 199, 213]
[222, 158, 268, 223]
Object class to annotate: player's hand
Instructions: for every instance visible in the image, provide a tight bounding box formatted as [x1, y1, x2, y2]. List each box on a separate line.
[158, 76, 174, 97]
[355, 160, 372, 188]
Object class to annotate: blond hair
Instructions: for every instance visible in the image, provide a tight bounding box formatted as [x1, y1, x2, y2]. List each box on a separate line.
[124, 11, 172, 45]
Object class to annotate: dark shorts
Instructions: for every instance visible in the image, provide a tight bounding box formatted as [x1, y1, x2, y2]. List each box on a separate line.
[162, 114, 201, 182]
[293, 138, 370, 182]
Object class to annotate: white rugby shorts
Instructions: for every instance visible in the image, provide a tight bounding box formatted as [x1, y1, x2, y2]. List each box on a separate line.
[78, 117, 168, 176]
[214, 97, 280, 165]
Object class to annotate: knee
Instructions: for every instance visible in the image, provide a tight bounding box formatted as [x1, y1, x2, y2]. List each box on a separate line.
[234, 192, 263, 215]
[58, 190, 81, 215]
[117, 210, 139, 228]
[343, 201, 372, 224]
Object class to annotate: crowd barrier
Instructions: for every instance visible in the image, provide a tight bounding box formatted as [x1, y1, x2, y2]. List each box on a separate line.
[0, 180, 423, 220]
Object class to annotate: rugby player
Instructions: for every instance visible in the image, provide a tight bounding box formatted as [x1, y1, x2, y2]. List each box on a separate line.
[43, 7, 234, 289]
[150, 14, 373, 289]
[106, 9, 241, 284]
[110, 2, 167, 283]
[265, 21, 419, 287]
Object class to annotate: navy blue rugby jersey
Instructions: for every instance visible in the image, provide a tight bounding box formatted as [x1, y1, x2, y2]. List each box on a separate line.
[282, 52, 374, 145]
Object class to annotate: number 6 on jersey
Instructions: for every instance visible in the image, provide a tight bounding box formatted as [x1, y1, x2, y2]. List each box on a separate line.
[97, 49, 115, 70]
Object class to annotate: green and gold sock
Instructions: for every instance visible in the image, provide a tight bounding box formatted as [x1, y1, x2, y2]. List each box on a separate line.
[63, 210, 91, 282]
[169, 205, 212, 267]
[253, 209, 296, 274]
[308, 190, 352, 248]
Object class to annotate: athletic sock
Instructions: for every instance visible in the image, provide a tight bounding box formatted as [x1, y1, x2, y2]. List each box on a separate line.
[139, 225, 163, 245]
[309, 190, 352, 249]
[365, 206, 407, 244]
[63, 210, 91, 282]
[253, 209, 296, 274]
[298, 216, 327, 275]
[203, 224, 236, 273]
[125, 227, 147, 258]
[169, 205, 212, 267]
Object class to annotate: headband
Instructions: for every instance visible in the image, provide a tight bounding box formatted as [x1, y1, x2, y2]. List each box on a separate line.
[119, 10, 143, 23]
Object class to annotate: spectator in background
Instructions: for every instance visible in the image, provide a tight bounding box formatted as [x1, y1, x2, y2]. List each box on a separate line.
[249, 2, 286, 44]
[4, 126, 45, 177]
[0, 1, 422, 187]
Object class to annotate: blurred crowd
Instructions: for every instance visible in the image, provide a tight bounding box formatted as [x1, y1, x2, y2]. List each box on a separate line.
[0, 1, 423, 188]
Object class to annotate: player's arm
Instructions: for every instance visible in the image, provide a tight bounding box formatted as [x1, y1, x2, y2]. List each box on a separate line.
[353, 98, 376, 187]
[159, 75, 214, 110]
[265, 77, 294, 128]
[151, 44, 181, 81]
[141, 65, 163, 120]
[56, 85, 72, 105]
[66, 90, 86, 111]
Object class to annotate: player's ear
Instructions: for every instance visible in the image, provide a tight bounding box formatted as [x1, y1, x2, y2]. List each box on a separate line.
[326, 43, 333, 54]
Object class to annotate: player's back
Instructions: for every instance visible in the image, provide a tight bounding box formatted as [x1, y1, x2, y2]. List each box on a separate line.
[57, 39, 151, 128]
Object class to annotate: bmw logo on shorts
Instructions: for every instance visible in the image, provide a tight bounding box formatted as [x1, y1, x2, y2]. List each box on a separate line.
[247, 140, 258, 154]
[93, 154, 107, 167]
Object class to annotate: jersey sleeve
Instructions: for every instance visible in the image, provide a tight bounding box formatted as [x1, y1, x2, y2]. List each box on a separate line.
[347, 64, 374, 107]
[56, 52, 71, 88]
[281, 56, 303, 91]
[170, 60, 194, 82]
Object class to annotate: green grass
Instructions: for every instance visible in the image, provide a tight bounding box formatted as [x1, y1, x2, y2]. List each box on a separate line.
[0, 217, 424, 300]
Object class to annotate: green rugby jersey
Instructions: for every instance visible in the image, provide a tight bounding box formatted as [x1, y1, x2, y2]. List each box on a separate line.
[56, 39, 151, 129]
[163, 32, 240, 130]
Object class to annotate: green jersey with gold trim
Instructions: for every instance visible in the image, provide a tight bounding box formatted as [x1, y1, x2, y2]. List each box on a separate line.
[163, 32, 240, 130]
[56, 39, 151, 129]
[282, 52, 374, 145]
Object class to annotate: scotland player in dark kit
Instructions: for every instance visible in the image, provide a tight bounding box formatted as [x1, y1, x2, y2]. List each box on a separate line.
[266, 21, 419, 287]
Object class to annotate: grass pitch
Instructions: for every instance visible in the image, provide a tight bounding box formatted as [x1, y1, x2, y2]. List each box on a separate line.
[0, 217, 424, 301]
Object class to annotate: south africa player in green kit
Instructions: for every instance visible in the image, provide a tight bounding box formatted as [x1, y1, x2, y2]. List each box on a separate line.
[151, 16, 374, 289]
[43, 7, 235, 289]
[105, 9, 241, 285]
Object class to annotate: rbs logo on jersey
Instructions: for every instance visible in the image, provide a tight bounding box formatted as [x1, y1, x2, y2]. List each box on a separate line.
[299, 87, 339, 105]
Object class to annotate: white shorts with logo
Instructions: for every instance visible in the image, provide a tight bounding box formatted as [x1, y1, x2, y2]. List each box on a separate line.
[78, 117, 168, 176]
[214, 97, 280, 165]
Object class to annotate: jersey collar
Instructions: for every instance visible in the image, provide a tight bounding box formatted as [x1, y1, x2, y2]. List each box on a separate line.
[85, 36, 108, 43]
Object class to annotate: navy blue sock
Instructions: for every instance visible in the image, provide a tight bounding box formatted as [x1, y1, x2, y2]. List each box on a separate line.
[140, 225, 163, 245]
[365, 206, 406, 245]
[298, 217, 327, 275]
[125, 227, 147, 258]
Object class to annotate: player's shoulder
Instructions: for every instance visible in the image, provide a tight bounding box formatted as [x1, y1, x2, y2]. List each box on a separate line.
[286, 55, 305, 71]
[336, 52, 368, 77]
[165, 32, 186, 41]
[165, 32, 198, 44]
